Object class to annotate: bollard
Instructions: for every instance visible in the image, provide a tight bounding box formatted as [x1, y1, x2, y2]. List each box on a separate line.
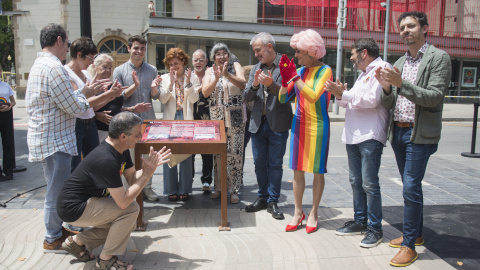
[461, 102, 480, 158]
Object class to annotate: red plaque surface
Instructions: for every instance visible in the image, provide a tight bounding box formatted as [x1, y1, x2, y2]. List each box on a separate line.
[141, 121, 220, 141]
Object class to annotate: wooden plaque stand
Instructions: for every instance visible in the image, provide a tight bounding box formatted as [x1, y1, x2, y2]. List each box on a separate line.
[134, 120, 230, 231]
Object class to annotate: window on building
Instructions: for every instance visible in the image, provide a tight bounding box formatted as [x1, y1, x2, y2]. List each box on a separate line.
[98, 38, 129, 54]
[156, 0, 173, 17]
[208, 0, 223, 21]
[97, 37, 130, 68]
[156, 43, 175, 74]
[257, 0, 284, 24]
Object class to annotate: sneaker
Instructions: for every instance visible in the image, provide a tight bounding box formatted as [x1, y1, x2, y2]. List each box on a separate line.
[360, 227, 383, 248]
[43, 238, 68, 253]
[143, 187, 159, 201]
[202, 183, 211, 192]
[335, 221, 367, 236]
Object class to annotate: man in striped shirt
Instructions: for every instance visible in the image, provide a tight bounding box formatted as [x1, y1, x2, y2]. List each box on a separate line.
[26, 23, 107, 253]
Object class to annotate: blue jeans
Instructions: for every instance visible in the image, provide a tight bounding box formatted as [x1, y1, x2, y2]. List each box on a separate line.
[346, 139, 384, 232]
[41, 152, 72, 243]
[71, 119, 99, 172]
[163, 156, 193, 195]
[391, 126, 437, 250]
[251, 119, 289, 202]
[163, 109, 194, 195]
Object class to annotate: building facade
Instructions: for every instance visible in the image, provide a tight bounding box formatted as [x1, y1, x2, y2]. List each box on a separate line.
[11, 0, 480, 101]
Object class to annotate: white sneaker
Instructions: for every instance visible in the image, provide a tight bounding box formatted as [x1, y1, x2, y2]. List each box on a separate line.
[202, 183, 211, 192]
[143, 187, 159, 201]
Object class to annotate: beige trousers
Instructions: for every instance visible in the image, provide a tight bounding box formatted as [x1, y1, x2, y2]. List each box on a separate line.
[70, 197, 139, 256]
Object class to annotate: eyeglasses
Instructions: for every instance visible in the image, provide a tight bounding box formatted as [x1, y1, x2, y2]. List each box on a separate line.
[85, 55, 94, 61]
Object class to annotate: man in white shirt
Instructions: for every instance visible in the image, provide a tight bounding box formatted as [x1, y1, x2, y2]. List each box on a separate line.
[325, 37, 391, 248]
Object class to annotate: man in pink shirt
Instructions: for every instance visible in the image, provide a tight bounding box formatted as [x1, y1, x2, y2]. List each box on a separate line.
[325, 37, 391, 248]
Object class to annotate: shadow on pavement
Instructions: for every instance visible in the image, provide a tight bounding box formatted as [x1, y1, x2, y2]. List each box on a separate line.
[383, 204, 480, 270]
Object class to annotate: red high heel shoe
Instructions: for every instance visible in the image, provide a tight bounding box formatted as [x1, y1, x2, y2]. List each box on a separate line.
[285, 212, 305, 232]
[306, 217, 318, 234]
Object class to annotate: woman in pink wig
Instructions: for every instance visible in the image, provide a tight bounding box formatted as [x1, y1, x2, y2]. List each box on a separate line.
[279, 29, 333, 233]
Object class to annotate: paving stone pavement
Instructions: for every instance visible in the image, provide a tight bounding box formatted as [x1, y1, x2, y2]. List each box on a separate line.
[0, 207, 454, 270]
[0, 101, 479, 269]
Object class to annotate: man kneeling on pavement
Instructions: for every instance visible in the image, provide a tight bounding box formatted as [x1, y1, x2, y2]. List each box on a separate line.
[57, 112, 171, 270]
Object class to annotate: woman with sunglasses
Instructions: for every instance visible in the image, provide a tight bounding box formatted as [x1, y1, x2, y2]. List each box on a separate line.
[65, 38, 123, 172]
[279, 29, 332, 233]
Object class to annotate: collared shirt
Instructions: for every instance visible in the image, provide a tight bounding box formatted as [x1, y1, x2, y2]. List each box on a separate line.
[259, 54, 280, 115]
[113, 60, 160, 121]
[26, 52, 90, 162]
[337, 57, 391, 145]
[394, 42, 428, 122]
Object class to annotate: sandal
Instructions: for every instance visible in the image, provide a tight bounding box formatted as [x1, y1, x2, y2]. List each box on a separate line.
[179, 194, 190, 201]
[168, 194, 179, 201]
[95, 256, 133, 270]
[61, 236, 94, 262]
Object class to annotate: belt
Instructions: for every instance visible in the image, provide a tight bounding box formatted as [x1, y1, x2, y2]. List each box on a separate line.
[394, 121, 414, 128]
[77, 118, 96, 124]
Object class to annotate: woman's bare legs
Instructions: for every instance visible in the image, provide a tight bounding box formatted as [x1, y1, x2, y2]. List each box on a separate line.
[307, 173, 325, 227]
[288, 170, 306, 226]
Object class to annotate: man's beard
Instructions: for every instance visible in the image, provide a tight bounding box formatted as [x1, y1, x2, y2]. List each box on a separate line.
[353, 55, 365, 70]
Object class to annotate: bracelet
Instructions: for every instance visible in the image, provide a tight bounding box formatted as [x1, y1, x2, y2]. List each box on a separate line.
[185, 82, 192, 88]
[226, 72, 231, 79]
[287, 75, 300, 84]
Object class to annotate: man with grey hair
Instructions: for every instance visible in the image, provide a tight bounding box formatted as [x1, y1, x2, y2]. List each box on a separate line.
[26, 23, 109, 252]
[325, 37, 391, 248]
[57, 112, 171, 269]
[244, 32, 293, 219]
[191, 49, 214, 192]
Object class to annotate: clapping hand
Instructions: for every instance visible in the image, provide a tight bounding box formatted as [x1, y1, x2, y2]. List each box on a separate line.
[279, 54, 298, 87]
[142, 146, 172, 177]
[325, 79, 347, 99]
[132, 70, 140, 87]
[132, 102, 152, 113]
[151, 75, 162, 89]
[212, 64, 222, 82]
[185, 68, 192, 85]
[108, 80, 126, 98]
[82, 73, 111, 98]
[374, 66, 402, 94]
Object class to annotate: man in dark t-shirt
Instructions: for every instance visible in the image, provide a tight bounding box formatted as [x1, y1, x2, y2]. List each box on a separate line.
[56, 112, 171, 269]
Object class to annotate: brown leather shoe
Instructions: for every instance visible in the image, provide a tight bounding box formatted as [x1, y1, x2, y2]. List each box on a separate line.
[389, 235, 424, 248]
[390, 246, 418, 267]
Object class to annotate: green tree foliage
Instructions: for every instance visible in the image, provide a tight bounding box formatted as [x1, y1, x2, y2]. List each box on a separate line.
[0, 0, 15, 73]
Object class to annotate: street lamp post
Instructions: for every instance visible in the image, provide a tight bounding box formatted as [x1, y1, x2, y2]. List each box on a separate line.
[381, 0, 391, 62]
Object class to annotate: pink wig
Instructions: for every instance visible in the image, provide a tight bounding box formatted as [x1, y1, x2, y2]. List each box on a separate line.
[290, 29, 326, 59]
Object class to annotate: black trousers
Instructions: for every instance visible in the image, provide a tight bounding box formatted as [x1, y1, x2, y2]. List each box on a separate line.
[0, 109, 15, 176]
[193, 99, 213, 184]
